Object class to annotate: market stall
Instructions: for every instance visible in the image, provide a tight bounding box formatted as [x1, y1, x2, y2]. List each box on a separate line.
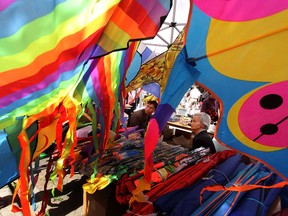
[1, 1, 288, 216]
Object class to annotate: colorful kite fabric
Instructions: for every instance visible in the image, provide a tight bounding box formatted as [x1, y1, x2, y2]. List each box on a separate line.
[126, 30, 185, 94]
[129, 0, 288, 206]
[129, 1, 195, 201]
[153, 155, 285, 216]
[0, 0, 172, 215]
[130, 43, 199, 203]
[184, 1, 288, 179]
[81, 137, 205, 194]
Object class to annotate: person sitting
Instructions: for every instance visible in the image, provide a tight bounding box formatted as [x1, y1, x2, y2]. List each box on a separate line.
[127, 100, 158, 134]
[190, 112, 216, 154]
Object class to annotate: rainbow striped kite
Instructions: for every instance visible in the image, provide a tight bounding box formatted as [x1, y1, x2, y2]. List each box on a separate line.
[0, 0, 171, 214]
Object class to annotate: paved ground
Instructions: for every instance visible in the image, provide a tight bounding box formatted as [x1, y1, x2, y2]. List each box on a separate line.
[0, 158, 87, 216]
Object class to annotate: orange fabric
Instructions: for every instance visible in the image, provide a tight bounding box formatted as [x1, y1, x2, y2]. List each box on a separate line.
[199, 178, 288, 206]
[14, 118, 32, 216]
[201, 180, 288, 194]
[11, 98, 79, 213]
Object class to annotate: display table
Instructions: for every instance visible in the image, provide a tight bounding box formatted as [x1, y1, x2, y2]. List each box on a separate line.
[167, 121, 192, 133]
[81, 138, 207, 215]
[167, 121, 214, 139]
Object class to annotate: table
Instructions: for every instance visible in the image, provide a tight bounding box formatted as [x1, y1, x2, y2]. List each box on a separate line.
[167, 121, 214, 139]
[167, 121, 192, 139]
[167, 121, 192, 133]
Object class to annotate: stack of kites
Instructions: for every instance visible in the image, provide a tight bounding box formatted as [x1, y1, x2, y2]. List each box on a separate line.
[80, 137, 210, 196]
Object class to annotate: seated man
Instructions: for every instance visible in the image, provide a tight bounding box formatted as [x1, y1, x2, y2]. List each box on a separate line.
[190, 112, 216, 153]
[128, 100, 158, 133]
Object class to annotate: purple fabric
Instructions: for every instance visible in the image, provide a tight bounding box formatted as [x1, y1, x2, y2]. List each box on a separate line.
[142, 83, 160, 98]
[153, 104, 174, 131]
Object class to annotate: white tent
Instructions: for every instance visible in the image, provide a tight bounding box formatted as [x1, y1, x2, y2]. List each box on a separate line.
[142, 0, 189, 55]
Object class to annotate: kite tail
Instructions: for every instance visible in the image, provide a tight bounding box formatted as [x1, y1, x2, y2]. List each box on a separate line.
[129, 104, 175, 205]
[50, 103, 79, 192]
[10, 101, 72, 214]
[12, 117, 32, 215]
[67, 106, 77, 178]
[129, 47, 199, 205]
[143, 119, 161, 182]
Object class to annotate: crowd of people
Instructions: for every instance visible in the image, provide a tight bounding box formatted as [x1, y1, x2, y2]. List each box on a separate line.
[179, 85, 220, 123]
[125, 85, 219, 155]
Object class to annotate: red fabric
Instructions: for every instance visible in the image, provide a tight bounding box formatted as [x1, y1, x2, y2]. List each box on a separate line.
[116, 174, 138, 205]
[55, 104, 67, 154]
[12, 130, 31, 216]
[95, 58, 111, 153]
[125, 150, 236, 215]
[37, 155, 56, 215]
[273, 208, 288, 216]
[11, 104, 67, 215]
[143, 119, 160, 182]
[67, 106, 77, 178]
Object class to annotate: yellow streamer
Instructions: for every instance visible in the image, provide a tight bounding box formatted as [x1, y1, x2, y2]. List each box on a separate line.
[82, 175, 113, 194]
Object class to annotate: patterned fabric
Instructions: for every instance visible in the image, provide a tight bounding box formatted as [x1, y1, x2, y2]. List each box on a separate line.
[186, 0, 288, 180]
[0, 1, 172, 214]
